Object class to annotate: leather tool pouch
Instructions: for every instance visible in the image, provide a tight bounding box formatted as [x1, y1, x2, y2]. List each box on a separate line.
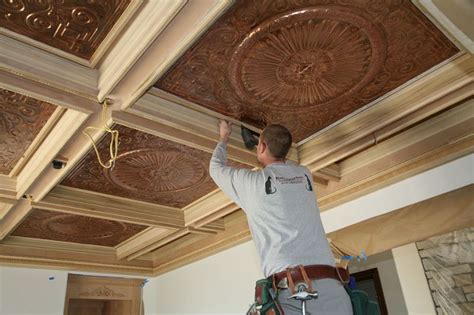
[248, 278, 283, 315]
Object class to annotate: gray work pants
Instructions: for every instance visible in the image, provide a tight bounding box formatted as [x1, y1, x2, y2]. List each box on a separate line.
[277, 279, 353, 315]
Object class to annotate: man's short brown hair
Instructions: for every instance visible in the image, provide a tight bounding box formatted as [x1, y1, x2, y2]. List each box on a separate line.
[261, 124, 292, 159]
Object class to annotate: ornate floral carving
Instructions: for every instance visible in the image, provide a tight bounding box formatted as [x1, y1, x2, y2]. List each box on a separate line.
[0, 88, 56, 174]
[0, 0, 131, 59]
[11, 209, 147, 247]
[61, 125, 248, 208]
[78, 286, 126, 298]
[156, 0, 458, 141]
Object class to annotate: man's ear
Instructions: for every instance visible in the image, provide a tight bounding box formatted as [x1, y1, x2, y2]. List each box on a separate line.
[258, 141, 266, 154]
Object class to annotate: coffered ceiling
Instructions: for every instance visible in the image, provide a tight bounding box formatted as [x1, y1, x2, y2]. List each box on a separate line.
[12, 208, 147, 247]
[0, 0, 131, 61]
[61, 124, 249, 208]
[0, 0, 472, 276]
[0, 88, 57, 175]
[156, 0, 458, 141]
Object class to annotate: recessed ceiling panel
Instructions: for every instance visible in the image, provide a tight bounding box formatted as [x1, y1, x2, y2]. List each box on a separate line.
[11, 209, 147, 247]
[0, 88, 56, 174]
[0, 0, 131, 60]
[156, 0, 459, 141]
[61, 125, 247, 208]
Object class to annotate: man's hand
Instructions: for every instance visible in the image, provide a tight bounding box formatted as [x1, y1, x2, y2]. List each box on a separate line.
[219, 120, 232, 143]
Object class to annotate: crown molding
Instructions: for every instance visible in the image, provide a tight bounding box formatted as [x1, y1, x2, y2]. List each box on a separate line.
[108, 0, 233, 108]
[97, 0, 188, 101]
[0, 35, 98, 98]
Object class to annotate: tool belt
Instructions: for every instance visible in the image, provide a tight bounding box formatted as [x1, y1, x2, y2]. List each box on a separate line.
[247, 278, 283, 315]
[271, 264, 349, 292]
[247, 265, 349, 315]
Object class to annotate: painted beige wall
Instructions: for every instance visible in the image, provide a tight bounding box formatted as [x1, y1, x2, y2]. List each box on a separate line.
[0, 266, 68, 315]
[393, 243, 436, 315]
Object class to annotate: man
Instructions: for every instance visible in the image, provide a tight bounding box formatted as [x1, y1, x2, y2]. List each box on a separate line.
[210, 120, 352, 314]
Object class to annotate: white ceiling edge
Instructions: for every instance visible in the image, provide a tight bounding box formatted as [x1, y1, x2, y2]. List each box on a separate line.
[322, 153, 474, 234]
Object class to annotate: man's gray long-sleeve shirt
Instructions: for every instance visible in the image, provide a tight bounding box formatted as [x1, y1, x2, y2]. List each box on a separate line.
[209, 142, 334, 277]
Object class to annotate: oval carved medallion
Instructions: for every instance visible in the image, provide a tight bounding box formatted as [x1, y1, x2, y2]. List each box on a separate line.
[228, 6, 385, 111]
[104, 148, 207, 193]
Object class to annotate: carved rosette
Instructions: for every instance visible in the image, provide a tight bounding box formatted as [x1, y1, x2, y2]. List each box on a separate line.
[0, 88, 56, 174]
[11, 209, 147, 247]
[228, 7, 385, 111]
[0, 0, 131, 59]
[104, 149, 207, 193]
[156, 0, 458, 141]
[61, 125, 248, 208]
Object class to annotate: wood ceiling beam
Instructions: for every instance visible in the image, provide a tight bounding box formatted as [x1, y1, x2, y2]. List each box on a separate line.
[112, 110, 257, 167]
[0, 70, 97, 114]
[0, 199, 32, 241]
[299, 53, 474, 171]
[127, 90, 335, 181]
[0, 236, 154, 276]
[34, 186, 184, 229]
[153, 211, 251, 275]
[21, 103, 119, 202]
[116, 218, 225, 261]
[0, 35, 98, 98]
[16, 109, 90, 200]
[121, 228, 192, 261]
[177, 99, 474, 252]
[108, 0, 233, 109]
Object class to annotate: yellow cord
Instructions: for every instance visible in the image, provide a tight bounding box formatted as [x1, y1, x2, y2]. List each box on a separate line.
[82, 100, 119, 169]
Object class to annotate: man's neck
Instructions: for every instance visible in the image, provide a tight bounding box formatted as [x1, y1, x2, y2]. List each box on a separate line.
[262, 158, 286, 167]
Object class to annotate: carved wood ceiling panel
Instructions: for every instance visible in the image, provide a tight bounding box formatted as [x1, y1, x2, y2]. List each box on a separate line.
[0, 0, 131, 60]
[0, 88, 56, 174]
[61, 125, 248, 208]
[11, 209, 147, 247]
[156, 0, 459, 141]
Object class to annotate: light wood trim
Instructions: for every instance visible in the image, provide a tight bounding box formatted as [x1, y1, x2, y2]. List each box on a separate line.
[188, 203, 240, 229]
[112, 110, 256, 166]
[299, 54, 473, 168]
[0, 236, 154, 276]
[116, 227, 177, 260]
[317, 100, 474, 209]
[320, 134, 474, 210]
[414, 0, 473, 54]
[153, 211, 251, 275]
[338, 100, 474, 176]
[0, 35, 98, 97]
[0, 196, 16, 220]
[183, 189, 235, 226]
[23, 102, 118, 201]
[0, 199, 32, 240]
[9, 107, 66, 177]
[111, 0, 233, 109]
[16, 110, 90, 199]
[126, 228, 192, 261]
[0, 70, 97, 113]
[192, 218, 225, 232]
[36, 186, 184, 228]
[0, 175, 16, 198]
[98, 0, 188, 101]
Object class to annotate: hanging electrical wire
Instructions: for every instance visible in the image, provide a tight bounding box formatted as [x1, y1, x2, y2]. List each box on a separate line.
[82, 99, 119, 169]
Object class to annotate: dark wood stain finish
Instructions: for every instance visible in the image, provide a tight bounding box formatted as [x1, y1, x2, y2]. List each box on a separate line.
[0, 0, 131, 60]
[61, 125, 248, 208]
[12, 209, 147, 247]
[0, 88, 56, 174]
[156, 0, 459, 141]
